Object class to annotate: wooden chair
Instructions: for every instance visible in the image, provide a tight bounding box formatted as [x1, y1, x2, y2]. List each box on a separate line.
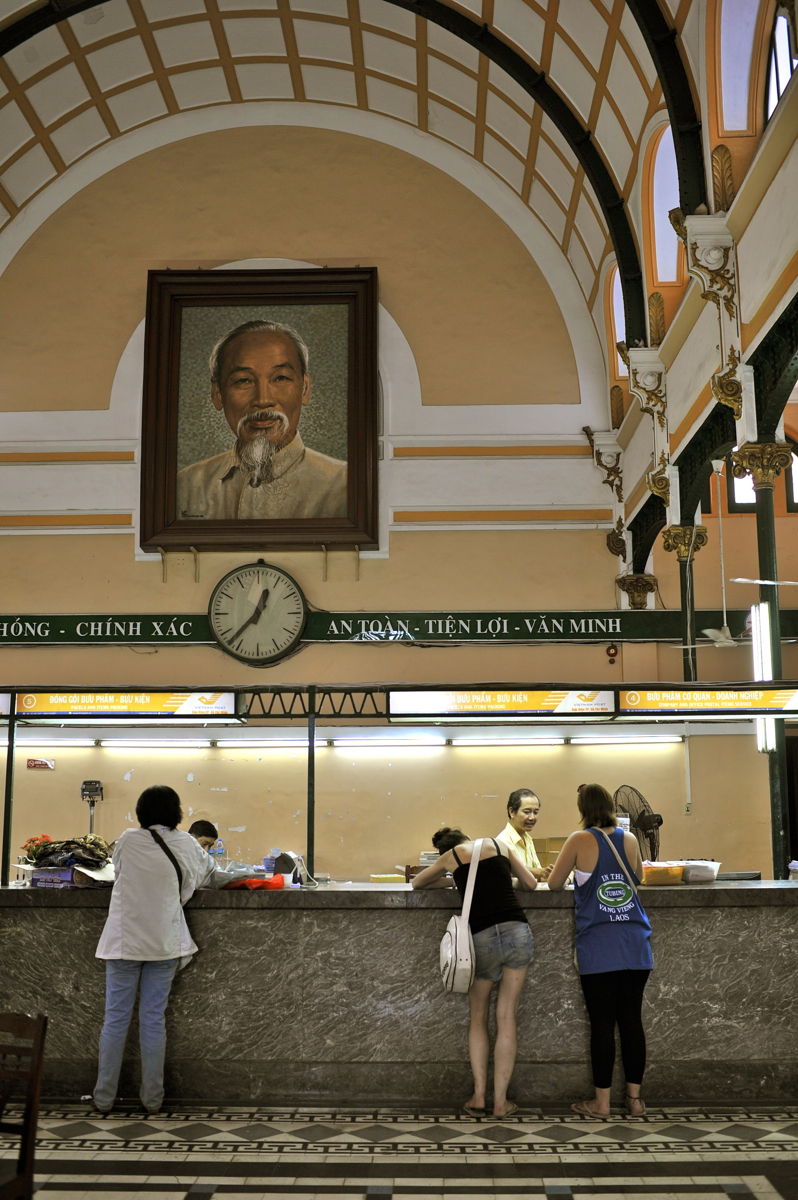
[0, 1013, 48, 1200]
[404, 865, 422, 883]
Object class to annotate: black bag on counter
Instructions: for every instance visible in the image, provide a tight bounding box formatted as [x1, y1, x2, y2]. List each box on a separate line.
[34, 834, 112, 870]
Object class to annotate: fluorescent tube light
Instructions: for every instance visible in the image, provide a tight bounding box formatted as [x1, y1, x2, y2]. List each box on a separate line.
[332, 737, 445, 747]
[99, 739, 212, 749]
[15, 738, 98, 747]
[756, 718, 777, 752]
[570, 735, 683, 745]
[751, 602, 775, 757]
[452, 737, 566, 746]
[390, 715, 610, 724]
[751, 602, 773, 682]
[215, 738, 309, 748]
[17, 718, 242, 727]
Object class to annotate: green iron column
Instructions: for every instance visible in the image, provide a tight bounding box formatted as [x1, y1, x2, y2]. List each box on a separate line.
[1, 697, 17, 888]
[733, 443, 793, 878]
[661, 525, 708, 683]
[306, 685, 316, 879]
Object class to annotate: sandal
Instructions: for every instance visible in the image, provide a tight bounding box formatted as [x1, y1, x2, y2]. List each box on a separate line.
[493, 1101, 518, 1119]
[571, 1100, 609, 1119]
[462, 1101, 486, 1118]
[625, 1093, 646, 1116]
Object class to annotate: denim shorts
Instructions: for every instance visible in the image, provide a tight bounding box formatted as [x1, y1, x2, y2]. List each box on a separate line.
[472, 920, 534, 981]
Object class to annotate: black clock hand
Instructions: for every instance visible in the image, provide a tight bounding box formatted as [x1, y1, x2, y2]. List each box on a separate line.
[230, 588, 269, 640]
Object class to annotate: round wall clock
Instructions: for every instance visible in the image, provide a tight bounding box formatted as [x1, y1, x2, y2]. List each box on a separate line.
[208, 561, 307, 665]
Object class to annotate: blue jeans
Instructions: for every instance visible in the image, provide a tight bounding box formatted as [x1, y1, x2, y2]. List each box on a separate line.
[472, 921, 534, 981]
[94, 958, 179, 1112]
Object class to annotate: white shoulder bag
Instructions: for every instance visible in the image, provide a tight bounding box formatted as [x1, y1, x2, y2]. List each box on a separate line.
[440, 838, 483, 994]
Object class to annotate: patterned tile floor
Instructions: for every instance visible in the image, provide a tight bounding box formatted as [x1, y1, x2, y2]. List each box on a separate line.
[3, 1105, 798, 1199]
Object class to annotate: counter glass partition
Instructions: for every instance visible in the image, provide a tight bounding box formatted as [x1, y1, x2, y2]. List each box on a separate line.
[0, 721, 777, 883]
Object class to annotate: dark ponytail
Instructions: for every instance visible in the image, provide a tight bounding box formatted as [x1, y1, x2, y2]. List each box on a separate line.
[432, 826, 469, 855]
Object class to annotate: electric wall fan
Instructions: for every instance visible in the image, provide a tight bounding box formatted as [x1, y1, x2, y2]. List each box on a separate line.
[614, 784, 663, 861]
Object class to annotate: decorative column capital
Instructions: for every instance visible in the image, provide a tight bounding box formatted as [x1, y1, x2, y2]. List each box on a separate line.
[662, 524, 708, 562]
[731, 442, 793, 490]
[616, 573, 657, 610]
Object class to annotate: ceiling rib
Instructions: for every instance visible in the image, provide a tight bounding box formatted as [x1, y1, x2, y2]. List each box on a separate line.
[366, 0, 647, 346]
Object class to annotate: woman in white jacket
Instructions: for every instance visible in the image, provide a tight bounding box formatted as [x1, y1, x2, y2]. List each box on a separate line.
[93, 785, 215, 1115]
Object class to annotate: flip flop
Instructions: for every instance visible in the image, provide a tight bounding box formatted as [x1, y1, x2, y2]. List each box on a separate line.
[493, 1102, 518, 1119]
[462, 1101, 486, 1118]
[570, 1100, 608, 1119]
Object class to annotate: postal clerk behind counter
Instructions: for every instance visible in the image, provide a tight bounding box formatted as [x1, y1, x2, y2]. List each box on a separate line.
[496, 789, 552, 882]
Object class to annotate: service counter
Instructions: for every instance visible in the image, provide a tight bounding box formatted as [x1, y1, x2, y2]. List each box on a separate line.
[1, 881, 796, 1105]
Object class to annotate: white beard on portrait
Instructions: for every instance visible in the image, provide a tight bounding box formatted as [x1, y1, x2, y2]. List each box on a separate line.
[235, 409, 290, 487]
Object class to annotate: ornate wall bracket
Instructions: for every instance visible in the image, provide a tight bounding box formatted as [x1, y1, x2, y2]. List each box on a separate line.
[684, 214, 743, 431]
[731, 443, 793, 491]
[607, 516, 627, 562]
[595, 446, 623, 502]
[711, 345, 743, 419]
[662, 524, 709, 563]
[628, 349, 671, 517]
[616, 573, 657, 610]
[584, 428, 627, 561]
[583, 427, 624, 502]
[690, 241, 736, 320]
[629, 361, 667, 430]
[647, 451, 670, 507]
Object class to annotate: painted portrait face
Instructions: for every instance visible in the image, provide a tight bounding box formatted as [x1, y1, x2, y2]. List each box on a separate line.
[212, 330, 310, 448]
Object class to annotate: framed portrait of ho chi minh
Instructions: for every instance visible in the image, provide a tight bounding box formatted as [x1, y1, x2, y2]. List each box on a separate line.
[140, 267, 379, 553]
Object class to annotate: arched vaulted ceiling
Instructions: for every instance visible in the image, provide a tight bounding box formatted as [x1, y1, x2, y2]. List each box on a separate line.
[0, 0, 704, 349]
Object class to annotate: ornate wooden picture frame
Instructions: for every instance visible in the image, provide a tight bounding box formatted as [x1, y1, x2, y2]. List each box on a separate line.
[140, 267, 379, 553]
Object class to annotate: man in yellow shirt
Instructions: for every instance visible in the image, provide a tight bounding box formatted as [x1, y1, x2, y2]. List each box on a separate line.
[496, 788, 552, 881]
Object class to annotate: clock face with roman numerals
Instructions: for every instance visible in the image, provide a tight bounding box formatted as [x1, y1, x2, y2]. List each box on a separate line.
[208, 561, 307, 665]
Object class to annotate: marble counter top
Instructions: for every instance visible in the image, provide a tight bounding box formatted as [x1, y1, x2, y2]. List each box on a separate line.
[1, 879, 796, 908]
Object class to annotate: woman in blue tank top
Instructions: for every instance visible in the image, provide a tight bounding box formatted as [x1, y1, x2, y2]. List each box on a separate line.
[548, 784, 652, 1118]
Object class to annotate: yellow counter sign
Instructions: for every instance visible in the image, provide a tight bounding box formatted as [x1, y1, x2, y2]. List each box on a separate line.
[390, 690, 614, 715]
[16, 692, 235, 715]
[621, 689, 798, 712]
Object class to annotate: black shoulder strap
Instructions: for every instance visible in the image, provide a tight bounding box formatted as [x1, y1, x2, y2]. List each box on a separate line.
[451, 846, 463, 867]
[492, 838, 503, 855]
[149, 829, 184, 899]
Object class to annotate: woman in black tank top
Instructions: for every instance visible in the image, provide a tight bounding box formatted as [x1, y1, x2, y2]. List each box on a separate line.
[413, 827, 538, 1119]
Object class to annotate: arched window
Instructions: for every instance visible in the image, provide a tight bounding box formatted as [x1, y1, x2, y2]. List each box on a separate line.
[767, 9, 798, 119]
[603, 263, 629, 428]
[651, 127, 680, 283]
[640, 125, 686, 347]
[612, 266, 627, 378]
[720, 0, 760, 131]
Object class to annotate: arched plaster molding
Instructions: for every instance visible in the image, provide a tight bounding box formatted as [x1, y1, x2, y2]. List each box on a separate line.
[0, 102, 606, 422]
[0, 0, 650, 345]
